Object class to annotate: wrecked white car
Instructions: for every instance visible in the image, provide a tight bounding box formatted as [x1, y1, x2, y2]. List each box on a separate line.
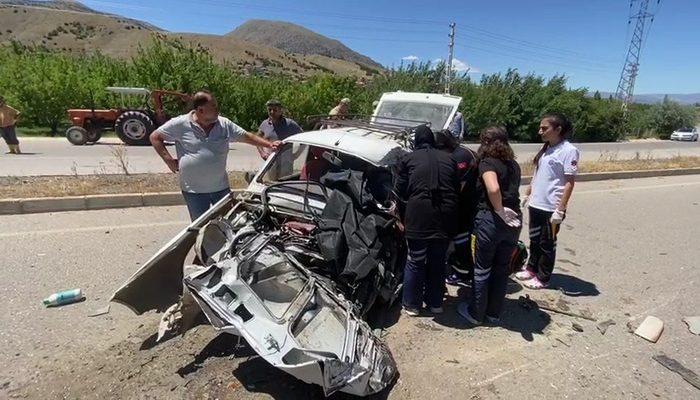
[111, 92, 462, 396]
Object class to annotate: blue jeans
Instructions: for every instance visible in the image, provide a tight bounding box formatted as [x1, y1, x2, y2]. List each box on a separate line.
[469, 209, 521, 322]
[402, 238, 450, 309]
[181, 189, 230, 221]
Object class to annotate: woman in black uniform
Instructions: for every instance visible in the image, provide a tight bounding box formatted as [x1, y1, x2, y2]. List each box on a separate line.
[458, 126, 521, 325]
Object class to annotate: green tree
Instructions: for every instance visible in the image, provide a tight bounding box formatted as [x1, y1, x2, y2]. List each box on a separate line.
[649, 98, 696, 139]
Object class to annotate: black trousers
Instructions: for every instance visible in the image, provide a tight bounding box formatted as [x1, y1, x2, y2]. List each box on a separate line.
[469, 209, 520, 321]
[0, 125, 19, 145]
[526, 206, 562, 283]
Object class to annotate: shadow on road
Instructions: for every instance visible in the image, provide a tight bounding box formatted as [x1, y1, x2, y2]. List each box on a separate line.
[549, 273, 600, 297]
[232, 354, 398, 400]
[177, 333, 255, 377]
[433, 283, 551, 341]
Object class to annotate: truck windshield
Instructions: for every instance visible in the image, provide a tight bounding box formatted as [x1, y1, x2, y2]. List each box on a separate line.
[373, 101, 454, 129]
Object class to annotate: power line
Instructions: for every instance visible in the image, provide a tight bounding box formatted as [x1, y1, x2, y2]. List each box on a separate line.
[457, 24, 612, 61]
[455, 32, 617, 69]
[170, 0, 445, 25]
[455, 43, 613, 74]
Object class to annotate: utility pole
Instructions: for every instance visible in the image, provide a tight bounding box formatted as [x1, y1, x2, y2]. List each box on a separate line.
[445, 22, 456, 94]
[615, 0, 659, 112]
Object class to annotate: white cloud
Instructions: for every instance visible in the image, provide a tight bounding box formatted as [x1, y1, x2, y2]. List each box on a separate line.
[402, 55, 420, 61]
[433, 57, 480, 73]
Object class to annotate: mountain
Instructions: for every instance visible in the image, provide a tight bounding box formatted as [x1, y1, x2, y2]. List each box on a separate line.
[0, 1, 381, 78]
[228, 20, 382, 70]
[630, 93, 700, 105]
[591, 91, 700, 105]
[0, 0, 161, 30]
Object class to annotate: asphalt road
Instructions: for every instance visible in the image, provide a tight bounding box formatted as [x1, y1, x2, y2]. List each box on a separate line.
[1, 136, 699, 176]
[1, 175, 699, 399]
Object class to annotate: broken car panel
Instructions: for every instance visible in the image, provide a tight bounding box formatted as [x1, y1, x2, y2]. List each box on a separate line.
[110, 92, 462, 396]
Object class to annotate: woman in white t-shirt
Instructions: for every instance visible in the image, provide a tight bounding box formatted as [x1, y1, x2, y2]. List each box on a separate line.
[516, 113, 580, 289]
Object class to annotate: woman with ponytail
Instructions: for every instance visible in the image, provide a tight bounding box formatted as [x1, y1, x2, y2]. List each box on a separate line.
[457, 126, 521, 325]
[517, 113, 580, 289]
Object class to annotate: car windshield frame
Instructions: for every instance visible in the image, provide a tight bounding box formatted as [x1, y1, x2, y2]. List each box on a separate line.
[373, 100, 455, 129]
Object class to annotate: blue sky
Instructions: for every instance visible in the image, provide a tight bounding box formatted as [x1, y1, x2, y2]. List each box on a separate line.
[83, 0, 699, 94]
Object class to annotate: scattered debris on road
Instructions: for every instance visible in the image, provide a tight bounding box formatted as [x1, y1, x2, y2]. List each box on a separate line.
[518, 294, 597, 321]
[87, 304, 110, 317]
[596, 319, 617, 335]
[682, 316, 700, 335]
[652, 354, 700, 390]
[43, 288, 84, 307]
[571, 322, 584, 332]
[634, 316, 664, 343]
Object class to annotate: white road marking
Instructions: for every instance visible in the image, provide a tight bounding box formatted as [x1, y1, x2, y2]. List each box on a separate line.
[0, 220, 188, 238]
[575, 180, 700, 195]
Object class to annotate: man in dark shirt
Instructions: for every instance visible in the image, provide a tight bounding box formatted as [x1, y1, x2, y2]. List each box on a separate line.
[395, 125, 460, 316]
[257, 99, 303, 160]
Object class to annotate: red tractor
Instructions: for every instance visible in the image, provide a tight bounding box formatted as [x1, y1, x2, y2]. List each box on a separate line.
[65, 87, 190, 146]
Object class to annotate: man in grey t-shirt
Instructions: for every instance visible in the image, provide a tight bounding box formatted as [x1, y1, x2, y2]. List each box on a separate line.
[150, 91, 280, 220]
[256, 99, 302, 160]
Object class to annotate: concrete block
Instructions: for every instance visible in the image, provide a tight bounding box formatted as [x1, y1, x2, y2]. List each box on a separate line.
[21, 196, 87, 214]
[142, 192, 185, 207]
[0, 199, 22, 215]
[86, 193, 144, 210]
[634, 315, 664, 343]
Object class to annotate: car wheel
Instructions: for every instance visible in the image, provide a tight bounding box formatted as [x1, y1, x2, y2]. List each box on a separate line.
[114, 111, 154, 146]
[66, 126, 89, 146]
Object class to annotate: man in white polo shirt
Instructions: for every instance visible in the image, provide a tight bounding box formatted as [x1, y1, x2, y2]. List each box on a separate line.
[150, 91, 280, 220]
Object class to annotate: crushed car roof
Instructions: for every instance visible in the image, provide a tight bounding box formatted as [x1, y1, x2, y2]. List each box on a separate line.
[286, 128, 407, 166]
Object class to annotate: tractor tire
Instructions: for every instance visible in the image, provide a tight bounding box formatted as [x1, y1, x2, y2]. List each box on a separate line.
[114, 111, 154, 146]
[66, 126, 89, 146]
[87, 129, 102, 143]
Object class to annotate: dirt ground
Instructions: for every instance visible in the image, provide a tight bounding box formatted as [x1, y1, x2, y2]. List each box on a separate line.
[1, 157, 699, 199]
[1, 175, 699, 399]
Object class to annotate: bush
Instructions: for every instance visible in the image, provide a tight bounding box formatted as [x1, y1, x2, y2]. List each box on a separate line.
[0, 38, 681, 142]
[648, 97, 696, 139]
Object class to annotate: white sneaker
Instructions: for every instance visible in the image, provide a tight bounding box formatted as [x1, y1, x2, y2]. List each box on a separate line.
[522, 277, 548, 290]
[403, 306, 420, 317]
[515, 268, 535, 281]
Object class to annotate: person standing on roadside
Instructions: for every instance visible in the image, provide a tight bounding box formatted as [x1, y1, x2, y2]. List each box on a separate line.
[0, 96, 22, 154]
[395, 125, 460, 317]
[328, 98, 350, 119]
[458, 126, 521, 325]
[150, 91, 281, 221]
[256, 99, 302, 160]
[516, 113, 579, 289]
[448, 110, 464, 140]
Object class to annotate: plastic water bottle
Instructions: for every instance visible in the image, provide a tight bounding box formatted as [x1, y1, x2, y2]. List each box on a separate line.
[43, 289, 83, 307]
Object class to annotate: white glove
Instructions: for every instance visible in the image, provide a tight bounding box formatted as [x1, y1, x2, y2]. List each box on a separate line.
[521, 195, 529, 208]
[550, 209, 565, 224]
[495, 207, 521, 228]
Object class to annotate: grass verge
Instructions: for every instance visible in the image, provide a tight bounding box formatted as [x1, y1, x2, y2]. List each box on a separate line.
[519, 155, 700, 176]
[1, 156, 699, 200]
[0, 172, 247, 199]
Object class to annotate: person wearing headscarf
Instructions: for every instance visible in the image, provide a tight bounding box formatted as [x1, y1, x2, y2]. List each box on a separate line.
[394, 125, 460, 316]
